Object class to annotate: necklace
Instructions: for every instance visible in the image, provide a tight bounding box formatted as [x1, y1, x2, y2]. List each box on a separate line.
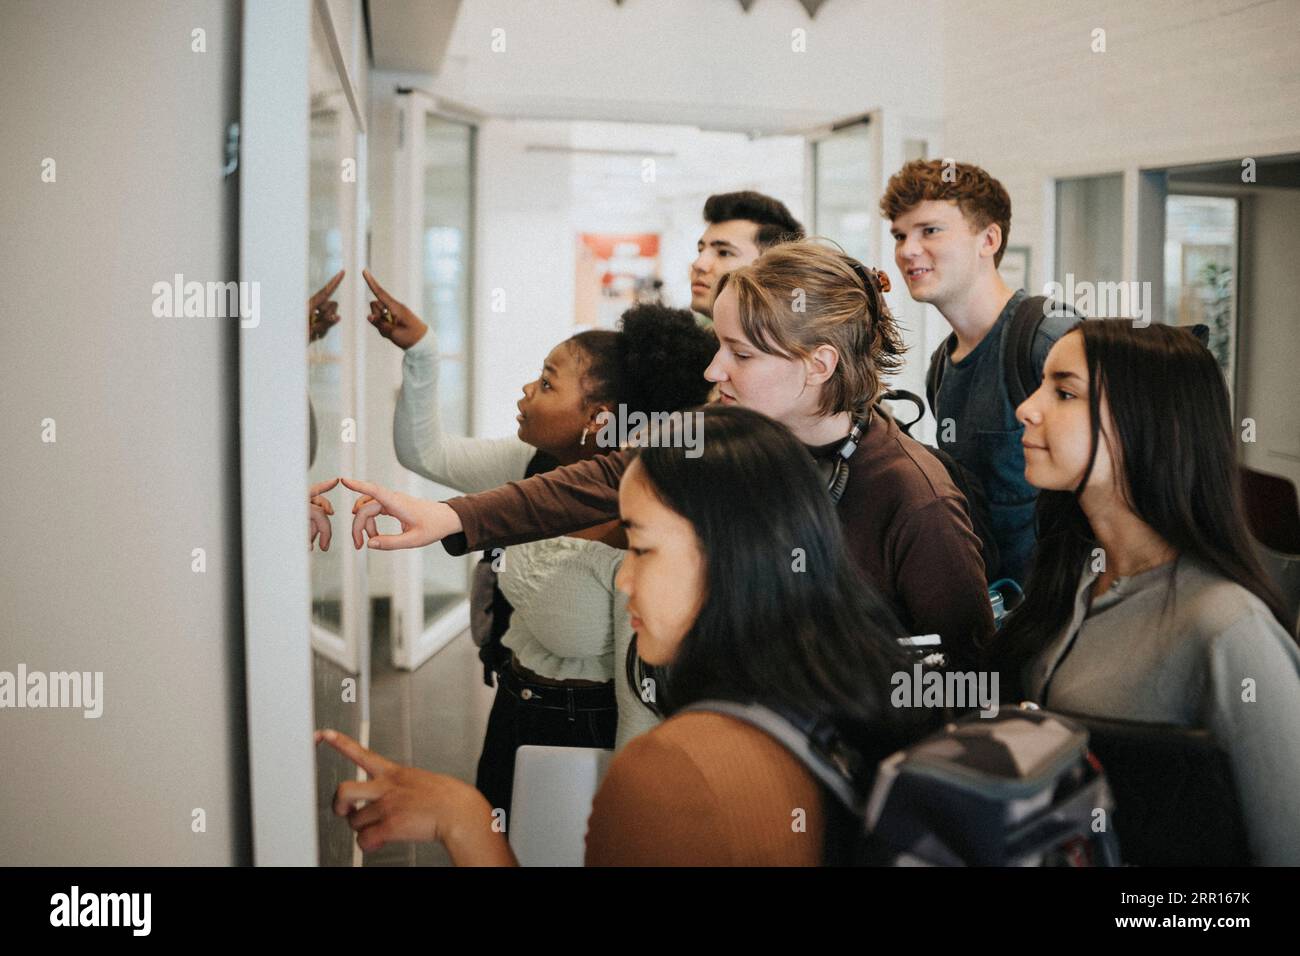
[1117, 541, 1178, 578]
[1094, 543, 1177, 597]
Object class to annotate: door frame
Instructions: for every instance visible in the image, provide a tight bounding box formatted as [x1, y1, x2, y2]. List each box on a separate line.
[239, 0, 316, 868]
[240, 0, 370, 867]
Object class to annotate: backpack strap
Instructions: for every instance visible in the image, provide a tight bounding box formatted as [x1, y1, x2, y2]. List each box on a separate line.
[1000, 294, 1050, 410]
[925, 341, 947, 419]
[680, 700, 864, 812]
[878, 389, 925, 436]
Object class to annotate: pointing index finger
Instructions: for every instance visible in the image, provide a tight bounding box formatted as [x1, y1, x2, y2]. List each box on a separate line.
[311, 477, 340, 497]
[341, 476, 387, 504]
[310, 270, 346, 309]
[362, 269, 397, 309]
[317, 728, 392, 779]
[321, 269, 345, 298]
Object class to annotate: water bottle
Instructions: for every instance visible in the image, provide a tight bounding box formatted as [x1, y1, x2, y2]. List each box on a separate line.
[989, 588, 1006, 626]
[988, 578, 1023, 629]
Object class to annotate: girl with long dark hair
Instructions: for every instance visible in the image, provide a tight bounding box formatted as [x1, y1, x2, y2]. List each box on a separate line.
[993, 319, 1300, 864]
[320, 406, 934, 865]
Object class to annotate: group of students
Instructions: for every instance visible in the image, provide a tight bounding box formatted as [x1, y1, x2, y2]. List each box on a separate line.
[310, 160, 1300, 866]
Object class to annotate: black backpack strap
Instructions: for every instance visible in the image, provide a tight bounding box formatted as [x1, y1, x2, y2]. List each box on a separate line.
[680, 700, 864, 812]
[1001, 294, 1050, 410]
[925, 341, 947, 419]
[878, 389, 925, 436]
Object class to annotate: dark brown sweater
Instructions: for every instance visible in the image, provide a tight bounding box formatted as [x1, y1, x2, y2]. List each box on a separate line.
[443, 410, 994, 660]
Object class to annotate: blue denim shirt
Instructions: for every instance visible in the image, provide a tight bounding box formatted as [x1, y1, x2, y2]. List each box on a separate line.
[932, 289, 1077, 583]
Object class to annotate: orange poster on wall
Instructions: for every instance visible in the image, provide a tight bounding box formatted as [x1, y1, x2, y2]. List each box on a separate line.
[575, 233, 663, 329]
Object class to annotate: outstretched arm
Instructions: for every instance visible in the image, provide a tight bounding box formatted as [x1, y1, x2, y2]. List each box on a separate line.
[365, 268, 533, 492]
[393, 332, 532, 492]
[441, 449, 632, 555]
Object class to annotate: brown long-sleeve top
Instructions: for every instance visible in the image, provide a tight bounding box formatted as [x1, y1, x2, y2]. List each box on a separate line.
[443, 409, 994, 661]
[584, 711, 826, 865]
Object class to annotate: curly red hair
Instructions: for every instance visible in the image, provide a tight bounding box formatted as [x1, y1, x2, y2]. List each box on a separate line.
[880, 160, 1012, 266]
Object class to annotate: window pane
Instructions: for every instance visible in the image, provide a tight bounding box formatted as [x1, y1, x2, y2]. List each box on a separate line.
[1054, 173, 1124, 298]
[813, 122, 873, 264]
[1165, 194, 1238, 387]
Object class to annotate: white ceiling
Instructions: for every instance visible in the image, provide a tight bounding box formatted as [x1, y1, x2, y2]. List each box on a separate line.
[365, 0, 944, 136]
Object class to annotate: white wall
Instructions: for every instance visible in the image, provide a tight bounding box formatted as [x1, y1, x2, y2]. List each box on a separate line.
[940, 0, 1300, 298]
[0, 0, 249, 865]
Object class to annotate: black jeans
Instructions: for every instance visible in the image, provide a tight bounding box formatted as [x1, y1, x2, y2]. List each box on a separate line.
[474, 662, 617, 820]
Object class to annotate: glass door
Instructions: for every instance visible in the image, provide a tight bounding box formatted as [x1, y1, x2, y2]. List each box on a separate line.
[391, 93, 476, 670]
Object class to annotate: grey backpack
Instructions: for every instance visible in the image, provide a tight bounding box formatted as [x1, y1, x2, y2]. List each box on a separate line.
[682, 700, 1120, 866]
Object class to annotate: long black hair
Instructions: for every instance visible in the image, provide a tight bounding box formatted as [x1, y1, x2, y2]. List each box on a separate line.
[991, 320, 1293, 696]
[624, 404, 938, 756]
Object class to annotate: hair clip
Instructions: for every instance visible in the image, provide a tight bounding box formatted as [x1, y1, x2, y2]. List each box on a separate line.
[848, 259, 892, 295]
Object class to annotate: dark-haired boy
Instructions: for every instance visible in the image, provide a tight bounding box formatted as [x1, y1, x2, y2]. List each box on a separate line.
[690, 190, 804, 321]
[882, 160, 1079, 585]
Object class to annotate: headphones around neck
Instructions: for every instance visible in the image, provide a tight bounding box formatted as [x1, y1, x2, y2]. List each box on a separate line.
[826, 411, 870, 504]
[823, 257, 890, 502]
